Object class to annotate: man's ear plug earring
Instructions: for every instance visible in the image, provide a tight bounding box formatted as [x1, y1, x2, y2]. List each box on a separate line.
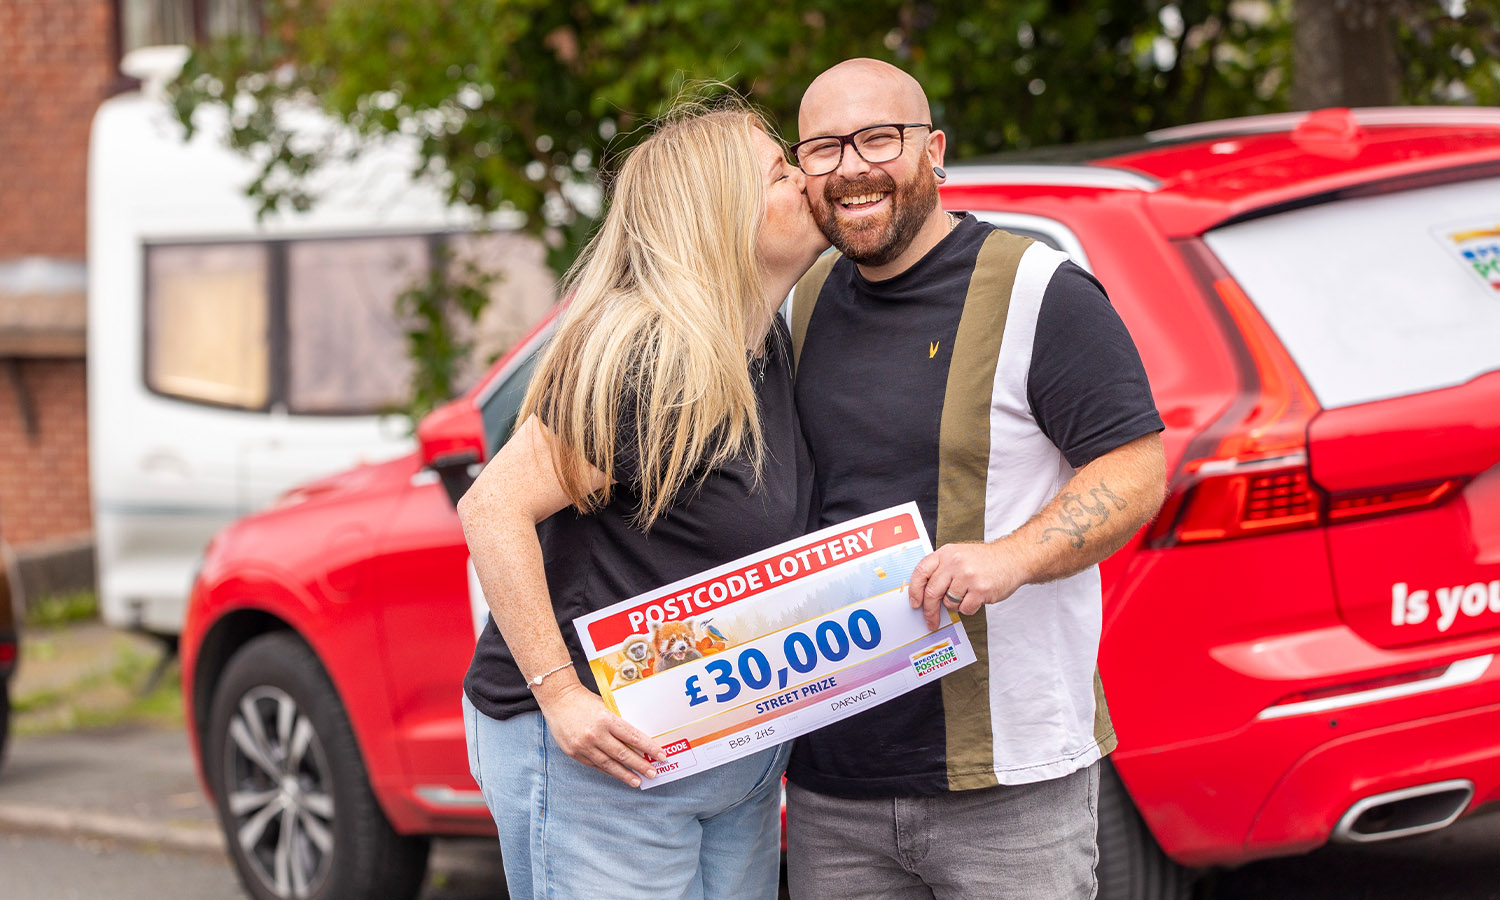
[933, 166, 947, 180]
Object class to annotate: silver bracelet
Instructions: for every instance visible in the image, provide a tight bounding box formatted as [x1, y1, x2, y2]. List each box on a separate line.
[525, 660, 573, 690]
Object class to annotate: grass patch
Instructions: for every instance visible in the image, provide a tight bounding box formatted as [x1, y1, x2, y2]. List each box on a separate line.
[25, 590, 100, 628]
[12, 684, 69, 715]
[13, 628, 184, 735]
[62, 648, 184, 731]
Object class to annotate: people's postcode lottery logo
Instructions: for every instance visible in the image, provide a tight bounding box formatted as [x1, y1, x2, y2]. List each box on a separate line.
[1438, 224, 1500, 292]
[910, 640, 959, 679]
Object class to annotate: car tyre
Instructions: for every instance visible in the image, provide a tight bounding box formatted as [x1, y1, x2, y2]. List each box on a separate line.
[1097, 760, 1193, 900]
[207, 631, 430, 900]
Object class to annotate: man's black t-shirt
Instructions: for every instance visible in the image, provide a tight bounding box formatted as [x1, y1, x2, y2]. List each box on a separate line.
[464, 319, 814, 721]
[800, 214, 1163, 543]
[788, 215, 1163, 797]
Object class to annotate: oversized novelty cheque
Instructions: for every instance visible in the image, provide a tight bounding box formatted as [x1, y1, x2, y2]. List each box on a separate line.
[574, 502, 976, 788]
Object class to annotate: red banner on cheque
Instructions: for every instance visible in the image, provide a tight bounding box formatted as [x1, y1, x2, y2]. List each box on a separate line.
[582, 513, 918, 651]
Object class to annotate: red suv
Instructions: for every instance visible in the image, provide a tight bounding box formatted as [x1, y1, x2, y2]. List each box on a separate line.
[182, 107, 1500, 900]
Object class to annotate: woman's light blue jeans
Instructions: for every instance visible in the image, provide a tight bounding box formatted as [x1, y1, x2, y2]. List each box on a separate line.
[463, 694, 789, 900]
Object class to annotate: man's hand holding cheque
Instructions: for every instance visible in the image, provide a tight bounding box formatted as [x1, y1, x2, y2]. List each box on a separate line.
[908, 431, 1166, 629]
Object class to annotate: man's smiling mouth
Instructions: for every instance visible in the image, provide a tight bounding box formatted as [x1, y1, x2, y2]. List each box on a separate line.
[837, 192, 889, 210]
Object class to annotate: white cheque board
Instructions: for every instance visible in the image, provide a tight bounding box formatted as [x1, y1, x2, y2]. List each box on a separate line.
[574, 502, 976, 788]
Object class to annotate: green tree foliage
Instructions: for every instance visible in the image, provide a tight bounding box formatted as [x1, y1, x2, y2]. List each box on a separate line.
[167, 0, 1500, 419]
[167, 1, 1272, 238]
[395, 245, 496, 421]
[1391, 0, 1500, 105]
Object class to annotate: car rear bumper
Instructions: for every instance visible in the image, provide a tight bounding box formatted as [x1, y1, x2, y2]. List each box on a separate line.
[1242, 699, 1500, 857]
[1116, 652, 1500, 867]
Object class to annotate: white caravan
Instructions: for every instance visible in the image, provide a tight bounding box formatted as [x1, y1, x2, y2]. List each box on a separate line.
[88, 47, 556, 635]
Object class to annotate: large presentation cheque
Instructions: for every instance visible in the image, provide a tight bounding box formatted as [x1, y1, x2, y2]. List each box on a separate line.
[574, 502, 976, 788]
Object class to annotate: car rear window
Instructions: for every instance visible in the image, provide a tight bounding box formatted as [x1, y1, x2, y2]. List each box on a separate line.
[1203, 175, 1500, 409]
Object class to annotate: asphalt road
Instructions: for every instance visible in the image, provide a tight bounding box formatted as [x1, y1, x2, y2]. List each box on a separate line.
[0, 724, 511, 899]
[1200, 810, 1500, 900]
[3, 812, 1500, 899]
[1, 830, 241, 900]
[0, 830, 510, 899]
[4, 819, 1500, 900]
[1, 724, 1497, 899]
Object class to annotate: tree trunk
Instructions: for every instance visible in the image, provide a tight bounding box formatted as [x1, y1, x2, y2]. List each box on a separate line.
[1292, 0, 1401, 109]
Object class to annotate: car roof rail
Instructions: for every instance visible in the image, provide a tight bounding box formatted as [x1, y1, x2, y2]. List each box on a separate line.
[943, 164, 1161, 193]
[1147, 106, 1500, 143]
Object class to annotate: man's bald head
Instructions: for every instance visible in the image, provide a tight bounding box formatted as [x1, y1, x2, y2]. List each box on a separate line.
[795, 58, 948, 274]
[799, 58, 931, 140]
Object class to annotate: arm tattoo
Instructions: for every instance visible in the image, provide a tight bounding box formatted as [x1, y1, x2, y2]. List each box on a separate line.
[1038, 481, 1130, 549]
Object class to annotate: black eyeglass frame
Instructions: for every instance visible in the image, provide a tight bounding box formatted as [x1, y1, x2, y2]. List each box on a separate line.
[789, 123, 934, 176]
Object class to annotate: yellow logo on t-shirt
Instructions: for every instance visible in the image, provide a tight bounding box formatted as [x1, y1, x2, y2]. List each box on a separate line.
[929, 341, 940, 358]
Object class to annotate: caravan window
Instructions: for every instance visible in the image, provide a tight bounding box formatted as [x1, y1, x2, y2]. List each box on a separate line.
[145, 243, 270, 409]
[143, 231, 557, 416]
[286, 237, 425, 414]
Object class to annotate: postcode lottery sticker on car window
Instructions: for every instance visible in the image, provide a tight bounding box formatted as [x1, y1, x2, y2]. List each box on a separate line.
[574, 502, 976, 789]
[1433, 220, 1500, 293]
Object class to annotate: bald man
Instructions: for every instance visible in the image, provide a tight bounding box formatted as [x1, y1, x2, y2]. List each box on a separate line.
[783, 59, 1167, 899]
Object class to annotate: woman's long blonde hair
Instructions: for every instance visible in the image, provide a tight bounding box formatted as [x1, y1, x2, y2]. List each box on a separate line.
[520, 99, 774, 528]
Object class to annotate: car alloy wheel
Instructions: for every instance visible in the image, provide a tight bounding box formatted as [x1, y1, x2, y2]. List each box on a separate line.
[207, 632, 429, 900]
[223, 684, 337, 898]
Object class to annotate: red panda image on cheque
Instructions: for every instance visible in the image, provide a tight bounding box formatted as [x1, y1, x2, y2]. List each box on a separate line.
[653, 620, 703, 671]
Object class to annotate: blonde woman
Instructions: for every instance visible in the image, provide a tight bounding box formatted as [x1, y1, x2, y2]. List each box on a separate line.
[458, 102, 828, 900]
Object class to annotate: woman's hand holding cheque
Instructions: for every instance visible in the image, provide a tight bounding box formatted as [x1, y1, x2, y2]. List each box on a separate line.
[534, 676, 665, 787]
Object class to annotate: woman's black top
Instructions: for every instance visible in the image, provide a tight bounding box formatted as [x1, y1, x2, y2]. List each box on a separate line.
[463, 318, 814, 721]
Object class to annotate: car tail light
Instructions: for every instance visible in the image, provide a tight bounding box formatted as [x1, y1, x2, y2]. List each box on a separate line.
[0, 641, 15, 665]
[1149, 241, 1465, 547]
[1326, 481, 1466, 521]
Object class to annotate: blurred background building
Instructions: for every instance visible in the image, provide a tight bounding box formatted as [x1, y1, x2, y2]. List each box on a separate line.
[0, 0, 122, 596]
[1, 0, 557, 616]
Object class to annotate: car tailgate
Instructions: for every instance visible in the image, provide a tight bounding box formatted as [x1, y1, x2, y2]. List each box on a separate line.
[1310, 371, 1500, 648]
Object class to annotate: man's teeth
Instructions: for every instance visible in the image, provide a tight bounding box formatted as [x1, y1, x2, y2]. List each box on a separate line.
[840, 192, 888, 207]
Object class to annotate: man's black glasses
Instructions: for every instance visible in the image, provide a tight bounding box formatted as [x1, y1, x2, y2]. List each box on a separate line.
[789, 123, 932, 176]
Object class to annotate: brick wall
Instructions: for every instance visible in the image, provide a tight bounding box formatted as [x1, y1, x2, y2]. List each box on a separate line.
[0, 0, 117, 259]
[0, 0, 116, 550]
[0, 359, 92, 544]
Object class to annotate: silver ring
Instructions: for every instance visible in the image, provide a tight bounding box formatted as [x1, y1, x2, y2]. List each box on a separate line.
[945, 591, 963, 605]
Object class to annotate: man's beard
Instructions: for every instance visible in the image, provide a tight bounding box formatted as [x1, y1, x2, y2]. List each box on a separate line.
[814, 162, 939, 268]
